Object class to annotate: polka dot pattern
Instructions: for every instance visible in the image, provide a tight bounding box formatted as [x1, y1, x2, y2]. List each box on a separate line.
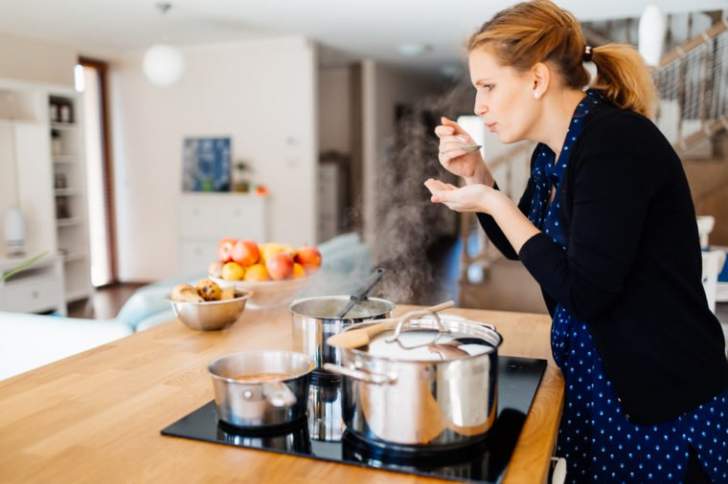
[527, 89, 728, 483]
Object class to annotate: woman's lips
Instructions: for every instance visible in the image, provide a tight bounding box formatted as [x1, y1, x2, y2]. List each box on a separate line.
[485, 121, 497, 132]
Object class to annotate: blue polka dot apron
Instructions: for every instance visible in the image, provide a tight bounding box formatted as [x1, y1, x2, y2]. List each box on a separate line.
[527, 89, 728, 483]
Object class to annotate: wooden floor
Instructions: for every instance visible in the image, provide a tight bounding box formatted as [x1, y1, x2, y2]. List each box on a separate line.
[68, 282, 145, 319]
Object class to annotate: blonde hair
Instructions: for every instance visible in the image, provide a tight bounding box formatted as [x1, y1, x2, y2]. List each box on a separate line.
[468, 0, 657, 118]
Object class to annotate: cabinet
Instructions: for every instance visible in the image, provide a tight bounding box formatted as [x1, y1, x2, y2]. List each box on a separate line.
[48, 92, 92, 302]
[178, 193, 267, 275]
[0, 255, 66, 315]
[0, 79, 92, 309]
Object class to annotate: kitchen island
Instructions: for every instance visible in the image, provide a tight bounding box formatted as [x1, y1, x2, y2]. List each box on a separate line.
[0, 304, 564, 483]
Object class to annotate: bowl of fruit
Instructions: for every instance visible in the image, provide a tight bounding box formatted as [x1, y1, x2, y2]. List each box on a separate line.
[169, 279, 251, 331]
[208, 239, 322, 309]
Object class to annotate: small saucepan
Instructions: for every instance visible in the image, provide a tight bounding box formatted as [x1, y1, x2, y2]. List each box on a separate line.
[208, 351, 315, 429]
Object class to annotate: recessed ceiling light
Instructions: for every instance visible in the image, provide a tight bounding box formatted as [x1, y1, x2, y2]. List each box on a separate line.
[440, 64, 463, 79]
[398, 43, 433, 57]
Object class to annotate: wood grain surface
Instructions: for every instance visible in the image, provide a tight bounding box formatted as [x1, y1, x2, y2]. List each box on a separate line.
[0, 304, 563, 483]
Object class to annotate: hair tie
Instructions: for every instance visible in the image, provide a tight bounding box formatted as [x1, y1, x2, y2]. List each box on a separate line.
[583, 45, 593, 62]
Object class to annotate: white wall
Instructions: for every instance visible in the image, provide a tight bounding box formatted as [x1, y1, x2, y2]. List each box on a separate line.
[110, 37, 318, 281]
[361, 61, 441, 243]
[0, 125, 18, 226]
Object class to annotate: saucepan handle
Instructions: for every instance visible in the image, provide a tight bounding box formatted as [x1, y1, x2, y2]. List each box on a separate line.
[323, 363, 397, 385]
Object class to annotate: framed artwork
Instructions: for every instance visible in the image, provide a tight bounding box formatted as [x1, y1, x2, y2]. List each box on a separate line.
[182, 137, 231, 192]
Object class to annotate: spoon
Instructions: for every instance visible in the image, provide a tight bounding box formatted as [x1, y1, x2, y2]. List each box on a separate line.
[440, 144, 482, 155]
[336, 267, 385, 319]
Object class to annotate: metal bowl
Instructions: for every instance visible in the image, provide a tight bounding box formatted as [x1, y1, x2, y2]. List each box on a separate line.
[169, 291, 251, 331]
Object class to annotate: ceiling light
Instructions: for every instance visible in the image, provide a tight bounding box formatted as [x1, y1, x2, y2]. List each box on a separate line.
[143, 44, 185, 87]
[143, 2, 185, 87]
[398, 43, 433, 57]
[638, 4, 666, 66]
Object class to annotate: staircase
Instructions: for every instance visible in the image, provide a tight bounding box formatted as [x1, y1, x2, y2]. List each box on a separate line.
[458, 11, 728, 310]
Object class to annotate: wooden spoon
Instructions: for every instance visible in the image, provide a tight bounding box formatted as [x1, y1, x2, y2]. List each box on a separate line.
[326, 300, 455, 349]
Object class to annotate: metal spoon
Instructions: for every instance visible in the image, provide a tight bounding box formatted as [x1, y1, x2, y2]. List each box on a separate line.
[336, 267, 386, 319]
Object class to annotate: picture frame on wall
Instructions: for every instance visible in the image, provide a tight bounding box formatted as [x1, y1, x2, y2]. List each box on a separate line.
[182, 137, 231, 192]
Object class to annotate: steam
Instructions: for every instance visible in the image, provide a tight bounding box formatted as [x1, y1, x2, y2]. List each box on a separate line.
[298, 76, 476, 305]
[371, 77, 475, 304]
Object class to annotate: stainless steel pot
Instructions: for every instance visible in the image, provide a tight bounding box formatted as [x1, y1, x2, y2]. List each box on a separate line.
[208, 351, 315, 428]
[324, 315, 503, 448]
[289, 295, 395, 370]
[307, 379, 345, 441]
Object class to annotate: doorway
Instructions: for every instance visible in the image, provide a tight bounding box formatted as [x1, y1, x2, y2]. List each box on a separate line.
[75, 57, 117, 287]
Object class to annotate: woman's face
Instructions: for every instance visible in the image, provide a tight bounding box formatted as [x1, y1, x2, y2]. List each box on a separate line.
[468, 48, 538, 144]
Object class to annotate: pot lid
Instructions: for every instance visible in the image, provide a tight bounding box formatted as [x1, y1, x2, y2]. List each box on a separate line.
[289, 295, 395, 320]
[361, 315, 502, 362]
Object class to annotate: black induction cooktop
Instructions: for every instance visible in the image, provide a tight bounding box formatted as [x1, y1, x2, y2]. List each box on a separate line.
[161, 356, 547, 483]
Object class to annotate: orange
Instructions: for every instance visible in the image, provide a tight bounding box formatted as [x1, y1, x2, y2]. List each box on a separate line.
[292, 263, 306, 279]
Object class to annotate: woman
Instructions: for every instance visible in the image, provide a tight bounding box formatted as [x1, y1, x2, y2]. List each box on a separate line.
[425, 1, 728, 482]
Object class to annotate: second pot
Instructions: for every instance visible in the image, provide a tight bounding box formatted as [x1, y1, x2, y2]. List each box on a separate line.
[289, 295, 395, 371]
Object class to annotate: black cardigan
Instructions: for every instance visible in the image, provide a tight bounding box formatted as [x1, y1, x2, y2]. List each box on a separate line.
[477, 102, 728, 424]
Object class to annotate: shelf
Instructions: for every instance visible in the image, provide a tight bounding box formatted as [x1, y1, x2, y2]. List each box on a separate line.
[54, 189, 79, 196]
[61, 252, 87, 263]
[51, 122, 77, 130]
[53, 155, 77, 164]
[56, 217, 83, 228]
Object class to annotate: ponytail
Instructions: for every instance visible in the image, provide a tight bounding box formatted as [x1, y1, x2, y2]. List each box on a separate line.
[591, 43, 657, 118]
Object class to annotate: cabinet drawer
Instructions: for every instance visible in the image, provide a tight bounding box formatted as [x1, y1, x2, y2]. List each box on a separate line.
[1, 278, 60, 313]
[180, 241, 217, 276]
[179, 194, 266, 241]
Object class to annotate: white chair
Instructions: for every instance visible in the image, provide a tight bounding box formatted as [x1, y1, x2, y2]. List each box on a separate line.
[697, 215, 715, 249]
[702, 250, 728, 358]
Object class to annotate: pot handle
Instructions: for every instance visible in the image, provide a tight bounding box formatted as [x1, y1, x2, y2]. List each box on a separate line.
[323, 363, 396, 385]
[262, 382, 297, 407]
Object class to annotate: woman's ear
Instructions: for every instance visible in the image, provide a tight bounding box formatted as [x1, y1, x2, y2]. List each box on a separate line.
[531, 62, 550, 99]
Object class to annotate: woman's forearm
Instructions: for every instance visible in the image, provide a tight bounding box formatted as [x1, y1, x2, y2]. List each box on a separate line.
[487, 195, 541, 253]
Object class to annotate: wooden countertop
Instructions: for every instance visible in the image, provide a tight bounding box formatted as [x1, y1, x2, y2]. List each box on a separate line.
[0, 305, 563, 483]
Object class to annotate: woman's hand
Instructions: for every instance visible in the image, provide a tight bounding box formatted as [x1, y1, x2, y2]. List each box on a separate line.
[425, 178, 541, 253]
[435, 117, 494, 186]
[424, 178, 506, 214]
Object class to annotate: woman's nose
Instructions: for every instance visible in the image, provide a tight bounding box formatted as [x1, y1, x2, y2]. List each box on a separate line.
[474, 95, 488, 116]
[474, 104, 488, 117]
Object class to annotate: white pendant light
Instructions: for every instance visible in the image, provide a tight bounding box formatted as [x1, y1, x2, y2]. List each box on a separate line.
[143, 2, 185, 86]
[638, 4, 666, 67]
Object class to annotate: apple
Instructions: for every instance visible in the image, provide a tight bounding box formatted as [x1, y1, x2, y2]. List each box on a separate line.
[266, 253, 294, 280]
[295, 246, 322, 273]
[244, 263, 270, 281]
[232, 240, 260, 267]
[221, 262, 245, 281]
[218, 238, 237, 262]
